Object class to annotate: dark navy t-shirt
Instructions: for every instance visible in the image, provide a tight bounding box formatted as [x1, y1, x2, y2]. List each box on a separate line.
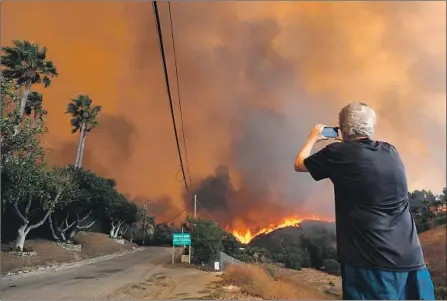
[303, 138, 425, 272]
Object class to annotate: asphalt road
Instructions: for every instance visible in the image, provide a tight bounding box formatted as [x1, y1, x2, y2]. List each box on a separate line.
[1, 247, 172, 300]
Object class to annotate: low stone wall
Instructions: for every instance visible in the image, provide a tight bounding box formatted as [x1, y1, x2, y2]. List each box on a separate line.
[2, 248, 142, 277]
[56, 242, 82, 252]
[8, 251, 37, 257]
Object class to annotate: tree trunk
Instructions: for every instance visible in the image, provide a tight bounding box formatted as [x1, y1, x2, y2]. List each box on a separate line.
[75, 123, 86, 168]
[78, 130, 87, 168]
[14, 224, 27, 251]
[13, 81, 32, 135]
[18, 80, 32, 121]
[68, 211, 95, 239]
[67, 226, 78, 240]
[59, 231, 67, 242]
[48, 214, 60, 241]
[120, 225, 128, 238]
[110, 225, 116, 238]
[111, 221, 124, 238]
[14, 210, 52, 251]
[112, 225, 120, 238]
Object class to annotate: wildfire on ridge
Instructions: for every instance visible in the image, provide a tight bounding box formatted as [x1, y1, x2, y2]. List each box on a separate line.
[231, 215, 333, 244]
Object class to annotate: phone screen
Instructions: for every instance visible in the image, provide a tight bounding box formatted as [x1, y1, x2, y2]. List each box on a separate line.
[322, 127, 339, 138]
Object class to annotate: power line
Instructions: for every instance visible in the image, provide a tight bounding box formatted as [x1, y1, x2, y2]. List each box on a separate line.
[160, 208, 187, 224]
[152, 1, 189, 192]
[176, 168, 185, 183]
[153, 1, 217, 228]
[168, 2, 192, 187]
[196, 198, 218, 224]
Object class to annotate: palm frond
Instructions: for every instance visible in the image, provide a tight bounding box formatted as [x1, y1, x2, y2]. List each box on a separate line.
[1, 39, 57, 87]
[65, 94, 101, 133]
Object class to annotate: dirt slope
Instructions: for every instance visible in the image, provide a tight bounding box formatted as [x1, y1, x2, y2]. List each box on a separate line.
[419, 225, 446, 286]
[1, 232, 137, 273]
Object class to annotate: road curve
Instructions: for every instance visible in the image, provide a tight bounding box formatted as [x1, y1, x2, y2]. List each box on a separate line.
[1, 247, 171, 300]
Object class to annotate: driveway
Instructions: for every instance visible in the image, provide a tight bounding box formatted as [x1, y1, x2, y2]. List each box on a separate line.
[1, 247, 171, 300]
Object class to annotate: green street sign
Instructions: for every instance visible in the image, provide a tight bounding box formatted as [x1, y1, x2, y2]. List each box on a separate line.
[172, 232, 191, 246]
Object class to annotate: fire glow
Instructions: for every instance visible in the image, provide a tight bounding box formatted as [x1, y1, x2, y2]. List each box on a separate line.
[232, 215, 333, 244]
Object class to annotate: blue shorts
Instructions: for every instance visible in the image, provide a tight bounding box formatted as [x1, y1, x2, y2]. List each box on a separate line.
[341, 264, 435, 300]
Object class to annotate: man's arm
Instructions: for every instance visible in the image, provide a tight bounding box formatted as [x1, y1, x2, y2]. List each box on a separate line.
[294, 124, 338, 181]
[294, 124, 327, 172]
[294, 136, 318, 172]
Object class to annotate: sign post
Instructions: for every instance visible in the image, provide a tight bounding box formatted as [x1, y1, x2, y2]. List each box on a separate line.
[172, 232, 192, 264]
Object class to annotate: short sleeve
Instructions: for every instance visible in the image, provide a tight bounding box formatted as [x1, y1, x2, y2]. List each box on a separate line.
[303, 145, 334, 181]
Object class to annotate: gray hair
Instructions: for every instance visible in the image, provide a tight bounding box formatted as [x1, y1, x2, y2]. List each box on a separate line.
[338, 102, 377, 139]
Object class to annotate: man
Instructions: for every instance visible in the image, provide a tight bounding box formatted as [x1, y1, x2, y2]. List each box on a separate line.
[294, 102, 435, 300]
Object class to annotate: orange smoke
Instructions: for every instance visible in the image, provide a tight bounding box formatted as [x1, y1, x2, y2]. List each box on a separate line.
[1, 2, 445, 230]
[232, 215, 334, 244]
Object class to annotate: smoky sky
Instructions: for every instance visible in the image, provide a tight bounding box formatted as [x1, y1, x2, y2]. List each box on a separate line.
[50, 114, 136, 178]
[2, 1, 445, 232]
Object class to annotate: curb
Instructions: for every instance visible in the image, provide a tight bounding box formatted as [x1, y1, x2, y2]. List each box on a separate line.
[1, 247, 144, 279]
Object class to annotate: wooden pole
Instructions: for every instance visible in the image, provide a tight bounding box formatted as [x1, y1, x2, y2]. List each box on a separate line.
[189, 245, 191, 264]
[194, 194, 197, 218]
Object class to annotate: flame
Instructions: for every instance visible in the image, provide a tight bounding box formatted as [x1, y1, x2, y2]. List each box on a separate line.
[232, 215, 333, 244]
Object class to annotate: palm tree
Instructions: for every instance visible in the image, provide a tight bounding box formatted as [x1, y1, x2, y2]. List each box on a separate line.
[1, 40, 58, 122]
[25, 92, 47, 120]
[66, 95, 101, 168]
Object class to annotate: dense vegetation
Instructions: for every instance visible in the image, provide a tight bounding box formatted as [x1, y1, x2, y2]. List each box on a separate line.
[409, 189, 447, 232]
[1, 40, 140, 251]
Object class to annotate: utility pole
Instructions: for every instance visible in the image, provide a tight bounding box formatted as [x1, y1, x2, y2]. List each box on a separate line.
[194, 194, 197, 218]
[142, 201, 148, 245]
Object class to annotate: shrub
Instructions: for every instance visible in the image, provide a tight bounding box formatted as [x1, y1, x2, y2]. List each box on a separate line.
[284, 253, 302, 270]
[435, 285, 447, 300]
[416, 222, 430, 233]
[322, 258, 341, 276]
[435, 215, 447, 226]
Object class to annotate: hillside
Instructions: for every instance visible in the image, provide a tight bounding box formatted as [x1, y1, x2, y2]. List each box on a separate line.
[419, 225, 446, 287]
[1, 232, 138, 274]
[249, 220, 335, 250]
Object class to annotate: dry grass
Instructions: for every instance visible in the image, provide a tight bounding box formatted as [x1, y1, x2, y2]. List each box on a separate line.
[222, 264, 332, 300]
[272, 266, 341, 298]
[71, 232, 136, 257]
[1, 231, 138, 274]
[1, 239, 80, 273]
[219, 226, 446, 300]
[419, 225, 447, 286]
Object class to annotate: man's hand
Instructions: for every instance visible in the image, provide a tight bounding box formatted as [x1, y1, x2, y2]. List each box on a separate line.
[295, 124, 336, 172]
[308, 124, 329, 143]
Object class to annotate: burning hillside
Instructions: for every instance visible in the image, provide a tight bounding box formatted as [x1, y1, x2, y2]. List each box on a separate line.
[179, 166, 335, 244]
[231, 215, 333, 244]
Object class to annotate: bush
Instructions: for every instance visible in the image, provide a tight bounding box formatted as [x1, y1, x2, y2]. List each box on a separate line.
[435, 215, 447, 226]
[298, 248, 311, 267]
[322, 258, 340, 276]
[189, 218, 224, 264]
[235, 253, 253, 262]
[416, 222, 430, 233]
[284, 253, 303, 270]
[282, 248, 311, 270]
[435, 285, 447, 300]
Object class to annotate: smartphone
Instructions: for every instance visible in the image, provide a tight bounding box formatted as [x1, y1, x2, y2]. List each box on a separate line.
[322, 127, 339, 138]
